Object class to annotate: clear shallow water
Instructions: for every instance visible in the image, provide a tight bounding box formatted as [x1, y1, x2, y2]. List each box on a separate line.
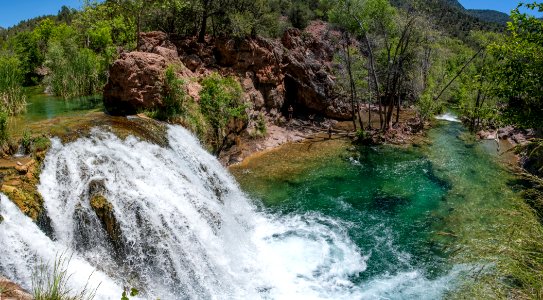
[8, 88, 102, 135]
[232, 120, 538, 298]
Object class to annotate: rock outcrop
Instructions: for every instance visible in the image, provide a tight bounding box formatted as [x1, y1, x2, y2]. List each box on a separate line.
[103, 52, 168, 115]
[103, 22, 351, 120]
[174, 23, 350, 120]
[0, 276, 32, 300]
[103, 32, 186, 116]
[88, 179, 122, 249]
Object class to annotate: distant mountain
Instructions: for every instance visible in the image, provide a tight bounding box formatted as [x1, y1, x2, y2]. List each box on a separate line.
[390, 0, 505, 39]
[442, 0, 463, 9]
[1, 15, 53, 39]
[467, 9, 510, 25]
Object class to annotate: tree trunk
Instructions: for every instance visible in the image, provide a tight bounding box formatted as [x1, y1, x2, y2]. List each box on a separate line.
[357, 104, 364, 130]
[198, 0, 210, 43]
[363, 33, 382, 130]
[136, 14, 141, 50]
[344, 38, 357, 132]
[395, 93, 401, 125]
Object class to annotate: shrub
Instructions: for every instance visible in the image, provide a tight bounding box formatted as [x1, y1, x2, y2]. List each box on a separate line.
[45, 37, 103, 100]
[22, 130, 32, 153]
[288, 2, 313, 29]
[148, 66, 209, 141]
[250, 112, 267, 139]
[0, 111, 8, 145]
[0, 54, 27, 115]
[154, 65, 186, 121]
[199, 73, 247, 154]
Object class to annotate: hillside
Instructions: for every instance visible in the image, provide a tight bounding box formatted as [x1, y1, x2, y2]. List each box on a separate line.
[390, 0, 505, 38]
[468, 9, 510, 24]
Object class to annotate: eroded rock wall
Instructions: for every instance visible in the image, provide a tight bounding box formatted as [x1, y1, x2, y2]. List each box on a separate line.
[104, 23, 351, 120]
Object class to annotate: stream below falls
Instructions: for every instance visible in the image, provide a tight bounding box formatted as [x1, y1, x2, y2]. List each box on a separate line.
[0, 117, 540, 299]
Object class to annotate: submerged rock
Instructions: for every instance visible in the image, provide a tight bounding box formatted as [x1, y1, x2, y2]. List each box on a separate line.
[88, 179, 122, 247]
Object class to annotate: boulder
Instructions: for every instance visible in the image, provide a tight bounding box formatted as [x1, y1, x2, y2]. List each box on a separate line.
[88, 179, 123, 248]
[103, 52, 167, 115]
[0, 276, 32, 300]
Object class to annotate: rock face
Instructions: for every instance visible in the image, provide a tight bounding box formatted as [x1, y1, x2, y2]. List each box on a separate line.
[104, 23, 351, 120]
[0, 275, 32, 300]
[103, 52, 168, 115]
[174, 22, 350, 120]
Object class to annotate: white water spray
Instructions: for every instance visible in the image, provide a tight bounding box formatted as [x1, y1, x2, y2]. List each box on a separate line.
[0, 125, 458, 299]
[435, 113, 461, 123]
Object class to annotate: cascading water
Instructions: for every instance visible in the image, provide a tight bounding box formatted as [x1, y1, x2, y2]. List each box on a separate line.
[0, 125, 377, 299]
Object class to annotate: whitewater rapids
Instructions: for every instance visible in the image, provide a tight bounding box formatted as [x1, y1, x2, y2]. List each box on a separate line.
[0, 125, 458, 299]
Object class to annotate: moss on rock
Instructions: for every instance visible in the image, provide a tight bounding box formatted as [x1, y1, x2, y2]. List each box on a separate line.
[89, 182, 122, 246]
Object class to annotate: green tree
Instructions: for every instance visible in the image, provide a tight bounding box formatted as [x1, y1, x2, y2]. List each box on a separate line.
[199, 73, 247, 155]
[488, 3, 543, 129]
[44, 25, 104, 99]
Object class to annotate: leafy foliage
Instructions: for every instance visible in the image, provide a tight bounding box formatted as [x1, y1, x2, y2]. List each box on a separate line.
[44, 25, 104, 100]
[199, 73, 246, 154]
[487, 3, 543, 129]
[154, 65, 186, 121]
[0, 53, 27, 115]
[0, 111, 8, 145]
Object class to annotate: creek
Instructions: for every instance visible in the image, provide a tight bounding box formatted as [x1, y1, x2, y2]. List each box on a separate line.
[0, 113, 539, 299]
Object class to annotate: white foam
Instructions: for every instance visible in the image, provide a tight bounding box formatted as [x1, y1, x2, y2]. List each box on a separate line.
[0, 194, 122, 299]
[435, 113, 461, 122]
[0, 125, 460, 299]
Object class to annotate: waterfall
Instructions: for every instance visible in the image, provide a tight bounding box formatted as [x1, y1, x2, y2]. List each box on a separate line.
[435, 113, 461, 123]
[0, 125, 370, 299]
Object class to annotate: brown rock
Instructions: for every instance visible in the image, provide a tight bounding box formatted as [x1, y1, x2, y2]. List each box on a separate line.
[138, 31, 177, 53]
[103, 52, 167, 115]
[0, 276, 32, 300]
[105, 26, 352, 120]
[178, 24, 350, 120]
[184, 54, 203, 72]
[88, 180, 122, 245]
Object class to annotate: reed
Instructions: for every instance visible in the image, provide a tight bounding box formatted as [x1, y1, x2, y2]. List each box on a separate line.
[0, 53, 27, 115]
[32, 253, 99, 300]
[45, 40, 103, 100]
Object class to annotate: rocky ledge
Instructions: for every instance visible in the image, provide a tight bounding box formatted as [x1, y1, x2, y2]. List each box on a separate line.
[103, 22, 351, 121]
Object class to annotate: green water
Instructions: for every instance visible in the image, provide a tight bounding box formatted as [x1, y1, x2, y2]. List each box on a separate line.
[8, 87, 102, 134]
[232, 120, 543, 298]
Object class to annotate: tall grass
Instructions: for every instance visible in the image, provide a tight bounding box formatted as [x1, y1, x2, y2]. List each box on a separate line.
[0, 111, 8, 145]
[0, 53, 27, 115]
[32, 253, 98, 300]
[45, 39, 103, 100]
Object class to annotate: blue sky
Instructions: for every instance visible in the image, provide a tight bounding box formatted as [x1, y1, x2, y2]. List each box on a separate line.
[0, 0, 541, 29]
[458, 0, 543, 16]
[0, 0, 84, 28]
